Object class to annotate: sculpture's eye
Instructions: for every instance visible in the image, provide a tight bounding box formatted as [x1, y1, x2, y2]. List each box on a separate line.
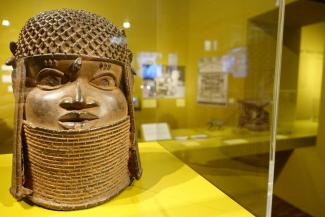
[36, 68, 64, 90]
[90, 73, 117, 90]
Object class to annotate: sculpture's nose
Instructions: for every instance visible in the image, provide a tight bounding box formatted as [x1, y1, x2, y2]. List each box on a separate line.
[60, 81, 98, 110]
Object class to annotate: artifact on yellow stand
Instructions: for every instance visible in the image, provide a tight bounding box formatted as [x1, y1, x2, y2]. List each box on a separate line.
[6, 9, 142, 210]
[238, 100, 269, 131]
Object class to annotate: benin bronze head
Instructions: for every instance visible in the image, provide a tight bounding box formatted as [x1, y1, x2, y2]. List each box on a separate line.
[7, 9, 141, 210]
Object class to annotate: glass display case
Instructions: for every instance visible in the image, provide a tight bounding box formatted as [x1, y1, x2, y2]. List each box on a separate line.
[0, 0, 286, 216]
[272, 1, 325, 216]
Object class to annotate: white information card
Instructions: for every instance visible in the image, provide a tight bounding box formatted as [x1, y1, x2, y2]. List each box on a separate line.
[141, 123, 172, 141]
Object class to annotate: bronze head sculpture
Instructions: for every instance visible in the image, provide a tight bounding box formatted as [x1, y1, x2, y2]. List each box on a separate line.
[7, 9, 142, 210]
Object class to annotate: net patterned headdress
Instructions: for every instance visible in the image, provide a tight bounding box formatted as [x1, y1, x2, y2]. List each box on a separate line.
[14, 9, 131, 62]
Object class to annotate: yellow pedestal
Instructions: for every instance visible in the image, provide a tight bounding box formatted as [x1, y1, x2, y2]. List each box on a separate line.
[0, 142, 253, 217]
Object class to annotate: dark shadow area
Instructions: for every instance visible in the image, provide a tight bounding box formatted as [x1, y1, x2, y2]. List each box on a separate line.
[273, 150, 292, 181]
[272, 195, 312, 217]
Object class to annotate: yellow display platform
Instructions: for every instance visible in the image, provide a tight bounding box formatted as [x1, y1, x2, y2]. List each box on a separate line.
[0, 142, 253, 217]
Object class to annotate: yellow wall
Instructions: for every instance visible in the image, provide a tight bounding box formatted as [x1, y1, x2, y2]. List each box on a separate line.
[0, 0, 277, 142]
[274, 22, 325, 217]
[135, 0, 277, 132]
[133, 0, 190, 132]
[296, 22, 325, 120]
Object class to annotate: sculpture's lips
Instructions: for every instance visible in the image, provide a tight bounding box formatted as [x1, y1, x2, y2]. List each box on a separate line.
[59, 112, 99, 122]
[58, 112, 99, 130]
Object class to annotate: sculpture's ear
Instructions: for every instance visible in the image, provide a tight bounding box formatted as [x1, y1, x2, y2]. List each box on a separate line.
[10, 41, 17, 56]
[6, 56, 16, 67]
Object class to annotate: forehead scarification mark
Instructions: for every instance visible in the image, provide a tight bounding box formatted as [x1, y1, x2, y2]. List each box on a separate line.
[99, 62, 111, 71]
[43, 58, 57, 67]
